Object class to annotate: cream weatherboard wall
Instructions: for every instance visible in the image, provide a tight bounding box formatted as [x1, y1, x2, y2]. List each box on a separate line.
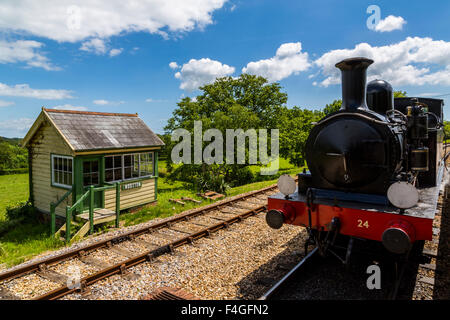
[104, 178, 156, 211]
[29, 122, 73, 216]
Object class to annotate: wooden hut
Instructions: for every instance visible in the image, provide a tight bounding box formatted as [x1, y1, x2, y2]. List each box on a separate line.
[22, 108, 164, 240]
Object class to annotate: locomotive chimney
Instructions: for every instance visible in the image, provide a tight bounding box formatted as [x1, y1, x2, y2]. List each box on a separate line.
[335, 57, 374, 111]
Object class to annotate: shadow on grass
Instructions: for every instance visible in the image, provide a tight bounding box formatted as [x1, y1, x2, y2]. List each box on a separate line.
[0, 203, 63, 267]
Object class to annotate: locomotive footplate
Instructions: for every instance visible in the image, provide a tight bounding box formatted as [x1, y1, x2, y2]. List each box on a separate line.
[267, 162, 447, 247]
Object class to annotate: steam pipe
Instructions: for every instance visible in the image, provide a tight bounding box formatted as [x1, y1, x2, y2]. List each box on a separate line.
[335, 57, 374, 111]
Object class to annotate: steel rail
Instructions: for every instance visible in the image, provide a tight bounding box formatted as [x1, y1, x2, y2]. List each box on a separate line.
[258, 247, 319, 300]
[0, 183, 278, 283]
[35, 205, 267, 300]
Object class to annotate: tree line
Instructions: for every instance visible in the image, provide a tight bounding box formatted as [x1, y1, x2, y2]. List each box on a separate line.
[0, 137, 28, 175]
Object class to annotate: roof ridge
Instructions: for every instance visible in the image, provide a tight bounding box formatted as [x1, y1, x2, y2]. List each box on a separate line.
[43, 108, 138, 117]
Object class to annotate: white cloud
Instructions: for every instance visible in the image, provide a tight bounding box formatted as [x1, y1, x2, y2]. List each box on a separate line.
[51, 104, 88, 111]
[375, 15, 406, 32]
[109, 48, 123, 57]
[415, 92, 441, 97]
[0, 83, 73, 99]
[242, 42, 311, 81]
[93, 99, 109, 105]
[80, 38, 107, 54]
[174, 58, 235, 91]
[0, 100, 14, 107]
[314, 37, 450, 87]
[93, 99, 125, 106]
[0, 40, 59, 71]
[0, 118, 34, 131]
[0, 1, 228, 43]
[169, 61, 179, 69]
[80, 38, 122, 57]
[145, 98, 167, 103]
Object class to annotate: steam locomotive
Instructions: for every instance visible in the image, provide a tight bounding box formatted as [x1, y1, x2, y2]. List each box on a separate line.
[266, 57, 446, 257]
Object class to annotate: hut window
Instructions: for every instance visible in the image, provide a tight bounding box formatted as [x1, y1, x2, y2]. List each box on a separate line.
[51, 155, 73, 188]
[83, 160, 99, 186]
[105, 152, 153, 182]
[139, 153, 153, 176]
[105, 155, 123, 182]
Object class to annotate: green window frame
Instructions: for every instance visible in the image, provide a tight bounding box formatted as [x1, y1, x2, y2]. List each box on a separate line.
[51, 154, 73, 188]
[105, 152, 154, 183]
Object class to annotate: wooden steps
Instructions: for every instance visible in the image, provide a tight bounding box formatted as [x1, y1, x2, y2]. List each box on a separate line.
[55, 208, 117, 241]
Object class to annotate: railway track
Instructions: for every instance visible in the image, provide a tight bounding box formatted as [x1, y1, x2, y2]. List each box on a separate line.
[0, 184, 280, 300]
[258, 247, 319, 300]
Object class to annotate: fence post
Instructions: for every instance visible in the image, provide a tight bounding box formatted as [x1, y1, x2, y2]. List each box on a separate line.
[89, 185, 94, 235]
[65, 206, 71, 243]
[115, 182, 120, 228]
[50, 203, 55, 235]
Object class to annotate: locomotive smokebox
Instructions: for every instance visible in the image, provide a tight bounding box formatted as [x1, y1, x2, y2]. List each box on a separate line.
[367, 79, 394, 114]
[335, 57, 374, 111]
[306, 56, 403, 194]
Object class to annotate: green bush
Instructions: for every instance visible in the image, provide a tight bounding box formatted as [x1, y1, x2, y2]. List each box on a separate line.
[0, 168, 28, 175]
[194, 170, 230, 193]
[227, 166, 254, 187]
[5, 202, 35, 221]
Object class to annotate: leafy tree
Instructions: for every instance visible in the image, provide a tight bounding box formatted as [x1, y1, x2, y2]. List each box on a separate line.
[165, 74, 288, 191]
[394, 90, 407, 98]
[443, 121, 450, 141]
[278, 107, 324, 167]
[323, 99, 342, 115]
[0, 141, 28, 171]
[156, 133, 171, 160]
[165, 74, 287, 133]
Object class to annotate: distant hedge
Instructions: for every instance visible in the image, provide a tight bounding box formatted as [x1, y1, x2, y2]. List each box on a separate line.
[0, 168, 29, 175]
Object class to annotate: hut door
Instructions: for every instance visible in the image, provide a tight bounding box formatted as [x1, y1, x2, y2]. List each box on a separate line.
[82, 158, 103, 210]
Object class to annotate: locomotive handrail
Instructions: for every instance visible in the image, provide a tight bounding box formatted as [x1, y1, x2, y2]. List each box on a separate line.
[386, 109, 408, 123]
[425, 111, 442, 129]
[316, 112, 402, 126]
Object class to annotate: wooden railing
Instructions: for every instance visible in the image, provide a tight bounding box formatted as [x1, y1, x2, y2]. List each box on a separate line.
[50, 189, 73, 235]
[51, 182, 121, 243]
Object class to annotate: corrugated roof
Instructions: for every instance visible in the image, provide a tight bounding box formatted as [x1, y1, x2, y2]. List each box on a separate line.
[44, 109, 164, 151]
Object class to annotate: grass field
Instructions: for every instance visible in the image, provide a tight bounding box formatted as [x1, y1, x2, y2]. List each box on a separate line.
[0, 160, 302, 267]
[0, 174, 29, 222]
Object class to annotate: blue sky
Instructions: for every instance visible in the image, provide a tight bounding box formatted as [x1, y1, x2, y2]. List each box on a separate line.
[0, 0, 450, 137]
